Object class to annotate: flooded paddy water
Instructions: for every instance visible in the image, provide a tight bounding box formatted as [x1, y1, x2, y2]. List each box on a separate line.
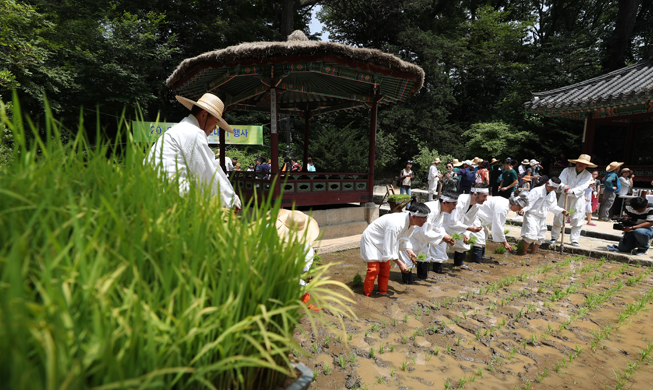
[293, 243, 653, 390]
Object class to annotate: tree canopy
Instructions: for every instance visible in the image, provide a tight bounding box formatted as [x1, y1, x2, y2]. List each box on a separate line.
[1, 0, 651, 178]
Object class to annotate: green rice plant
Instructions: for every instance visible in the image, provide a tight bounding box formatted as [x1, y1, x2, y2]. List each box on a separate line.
[393, 318, 398, 326]
[451, 232, 464, 241]
[444, 379, 451, 389]
[324, 363, 331, 375]
[467, 236, 478, 246]
[339, 355, 346, 368]
[379, 344, 385, 354]
[388, 194, 411, 203]
[495, 245, 507, 254]
[417, 252, 427, 261]
[376, 376, 383, 384]
[370, 323, 380, 332]
[325, 335, 330, 347]
[313, 343, 319, 354]
[401, 360, 408, 371]
[337, 335, 342, 343]
[458, 376, 467, 387]
[404, 314, 408, 323]
[352, 272, 363, 287]
[456, 337, 461, 346]
[349, 333, 353, 341]
[425, 353, 432, 361]
[369, 348, 375, 359]
[409, 356, 416, 365]
[348, 354, 356, 364]
[476, 368, 483, 377]
[402, 335, 408, 344]
[389, 345, 395, 352]
[0, 99, 357, 390]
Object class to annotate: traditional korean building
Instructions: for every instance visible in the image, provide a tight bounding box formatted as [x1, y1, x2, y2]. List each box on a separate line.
[524, 59, 653, 182]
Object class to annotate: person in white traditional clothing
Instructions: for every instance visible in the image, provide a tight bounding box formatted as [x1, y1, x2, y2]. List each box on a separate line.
[522, 177, 568, 254]
[474, 193, 530, 260]
[147, 93, 241, 209]
[548, 154, 595, 247]
[360, 203, 430, 296]
[397, 194, 457, 280]
[446, 183, 487, 269]
[427, 157, 442, 201]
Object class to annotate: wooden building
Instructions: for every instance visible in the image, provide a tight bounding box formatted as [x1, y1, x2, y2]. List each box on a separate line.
[524, 59, 653, 182]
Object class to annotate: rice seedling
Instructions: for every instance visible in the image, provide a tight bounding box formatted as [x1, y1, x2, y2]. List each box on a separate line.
[447, 345, 452, 353]
[352, 272, 363, 287]
[325, 335, 330, 347]
[456, 337, 461, 346]
[379, 344, 385, 354]
[339, 355, 346, 368]
[389, 345, 395, 352]
[370, 323, 380, 332]
[496, 245, 507, 254]
[434, 347, 440, 355]
[349, 333, 353, 341]
[0, 99, 356, 390]
[393, 318, 398, 326]
[444, 379, 452, 389]
[348, 354, 356, 364]
[451, 232, 464, 241]
[313, 344, 319, 354]
[376, 376, 383, 384]
[409, 356, 416, 365]
[425, 353, 433, 361]
[401, 360, 408, 371]
[324, 363, 331, 375]
[476, 368, 483, 377]
[337, 335, 342, 343]
[402, 336, 408, 344]
[369, 348, 375, 359]
[458, 376, 467, 387]
[404, 314, 408, 323]
[390, 368, 395, 377]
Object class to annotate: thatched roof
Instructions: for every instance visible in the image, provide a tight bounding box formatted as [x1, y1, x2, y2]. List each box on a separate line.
[166, 31, 424, 95]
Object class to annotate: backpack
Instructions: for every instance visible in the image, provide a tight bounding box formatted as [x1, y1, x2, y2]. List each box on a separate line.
[460, 168, 475, 186]
[475, 170, 484, 184]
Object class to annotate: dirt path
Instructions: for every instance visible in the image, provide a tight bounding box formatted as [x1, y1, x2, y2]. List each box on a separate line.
[294, 244, 653, 390]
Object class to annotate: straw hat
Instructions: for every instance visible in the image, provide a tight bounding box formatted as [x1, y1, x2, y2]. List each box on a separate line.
[176, 93, 233, 133]
[529, 159, 539, 166]
[452, 158, 463, 167]
[568, 154, 597, 168]
[521, 159, 530, 165]
[522, 174, 532, 182]
[606, 161, 624, 172]
[276, 209, 320, 243]
[472, 157, 483, 165]
[490, 158, 499, 164]
[433, 157, 441, 164]
[621, 167, 632, 174]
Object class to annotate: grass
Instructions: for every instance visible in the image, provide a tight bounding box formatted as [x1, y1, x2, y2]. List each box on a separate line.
[0, 97, 356, 390]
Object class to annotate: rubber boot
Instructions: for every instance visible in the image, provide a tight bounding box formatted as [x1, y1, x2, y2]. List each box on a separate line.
[520, 241, 531, 255]
[453, 251, 465, 267]
[434, 263, 444, 274]
[531, 244, 540, 255]
[471, 246, 483, 264]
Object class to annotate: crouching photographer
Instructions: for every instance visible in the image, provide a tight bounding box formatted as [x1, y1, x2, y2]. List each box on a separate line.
[606, 197, 653, 255]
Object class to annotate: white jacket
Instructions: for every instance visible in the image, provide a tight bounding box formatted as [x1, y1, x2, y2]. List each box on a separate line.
[360, 213, 416, 262]
[523, 184, 564, 218]
[146, 115, 241, 208]
[477, 197, 510, 243]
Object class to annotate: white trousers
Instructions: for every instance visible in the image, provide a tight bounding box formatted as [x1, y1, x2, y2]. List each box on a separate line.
[551, 194, 584, 243]
[521, 213, 547, 245]
[429, 241, 449, 263]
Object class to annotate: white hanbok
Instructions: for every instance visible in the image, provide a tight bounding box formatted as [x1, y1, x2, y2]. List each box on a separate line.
[360, 213, 416, 262]
[398, 201, 447, 266]
[551, 168, 593, 243]
[445, 194, 481, 252]
[476, 197, 511, 247]
[522, 184, 564, 244]
[146, 115, 241, 208]
[299, 244, 315, 286]
[428, 165, 440, 195]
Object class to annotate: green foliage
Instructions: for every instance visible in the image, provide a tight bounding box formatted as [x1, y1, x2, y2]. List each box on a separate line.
[496, 246, 507, 254]
[412, 146, 453, 182]
[462, 121, 533, 160]
[388, 194, 411, 203]
[0, 98, 354, 390]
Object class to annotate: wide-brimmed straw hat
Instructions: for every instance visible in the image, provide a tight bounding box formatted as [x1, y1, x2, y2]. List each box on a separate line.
[176, 93, 233, 133]
[472, 157, 483, 165]
[621, 167, 632, 174]
[568, 154, 597, 168]
[606, 161, 624, 172]
[463, 160, 473, 166]
[276, 209, 320, 243]
[521, 159, 530, 165]
[433, 158, 441, 164]
[522, 174, 532, 182]
[452, 159, 463, 167]
[490, 158, 499, 164]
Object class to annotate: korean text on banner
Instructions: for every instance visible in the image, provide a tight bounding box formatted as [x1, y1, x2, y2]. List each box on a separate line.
[132, 121, 263, 145]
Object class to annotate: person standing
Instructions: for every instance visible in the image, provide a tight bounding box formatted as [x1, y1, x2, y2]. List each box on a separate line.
[257, 155, 271, 179]
[445, 184, 488, 268]
[613, 168, 634, 216]
[530, 159, 543, 178]
[549, 154, 596, 247]
[399, 161, 415, 205]
[247, 163, 255, 172]
[520, 177, 567, 255]
[498, 158, 519, 199]
[451, 158, 463, 173]
[442, 162, 459, 193]
[359, 203, 430, 296]
[489, 158, 502, 196]
[457, 160, 476, 194]
[307, 157, 316, 172]
[476, 161, 490, 185]
[599, 161, 623, 221]
[518, 159, 530, 178]
[291, 158, 301, 172]
[147, 92, 241, 209]
[585, 171, 600, 226]
[427, 157, 442, 201]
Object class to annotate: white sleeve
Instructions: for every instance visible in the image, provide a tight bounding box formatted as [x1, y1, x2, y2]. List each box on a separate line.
[492, 207, 508, 243]
[197, 142, 241, 208]
[447, 205, 469, 233]
[381, 226, 400, 261]
[571, 175, 592, 197]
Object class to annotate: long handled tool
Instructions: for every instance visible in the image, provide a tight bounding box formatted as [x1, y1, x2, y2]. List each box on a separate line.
[560, 192, 568, 254]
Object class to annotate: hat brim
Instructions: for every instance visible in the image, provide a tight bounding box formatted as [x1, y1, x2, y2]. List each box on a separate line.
[568, 159, 597, 168]
[453, 162, 463, 167]
[606, 162, 624, 172]
[276, 209, 320, 243]
[176, 96, 233, 133]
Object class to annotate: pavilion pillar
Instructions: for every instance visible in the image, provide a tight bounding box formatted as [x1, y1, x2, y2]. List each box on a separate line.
[581, 116, 595, 155]
[302, 108, 310, 171]
[270, 88, 279, 174]
[368, 97, 379, 199]
[219, 127, 226, 172]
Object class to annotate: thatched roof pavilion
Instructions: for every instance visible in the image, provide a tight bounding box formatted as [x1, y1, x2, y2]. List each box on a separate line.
[166, 31, 425, 207]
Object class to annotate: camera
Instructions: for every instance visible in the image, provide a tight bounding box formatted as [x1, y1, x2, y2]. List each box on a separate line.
[612, 217, 636, 231]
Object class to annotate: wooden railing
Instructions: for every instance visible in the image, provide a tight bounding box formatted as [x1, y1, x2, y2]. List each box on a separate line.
[229, 171, 372, 207]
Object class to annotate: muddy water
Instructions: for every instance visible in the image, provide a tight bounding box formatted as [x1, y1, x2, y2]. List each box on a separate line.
[295, 243, 653, 390]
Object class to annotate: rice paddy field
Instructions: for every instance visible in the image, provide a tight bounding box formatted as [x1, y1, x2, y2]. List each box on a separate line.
[295, 244, 653, 390]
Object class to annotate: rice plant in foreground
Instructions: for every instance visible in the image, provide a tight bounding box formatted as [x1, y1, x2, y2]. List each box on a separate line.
[0, 97, 355, 390]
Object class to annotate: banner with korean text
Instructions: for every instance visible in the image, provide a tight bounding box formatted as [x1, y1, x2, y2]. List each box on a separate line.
[132, 121, 263, 145]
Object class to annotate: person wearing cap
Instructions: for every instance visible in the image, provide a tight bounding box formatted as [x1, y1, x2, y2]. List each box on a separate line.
[397, 194, 458, 279]
[498, 158, 519, 199]
[548, 154, 596, 247]
[359, 203, 430, 296]
[445, 183, 488, 269]
[147, 93, 241, 209]
[599, 161, 623, 221]
[457, 160, 476, 194]
[476, 192, 530, 257]
[519, 177, 568, 255]
[427, 157, 442, 201]
[530, 159, 542, 177]
[399, 161, 415, 207]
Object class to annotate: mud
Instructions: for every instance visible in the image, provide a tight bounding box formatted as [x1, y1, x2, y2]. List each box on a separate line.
[294, 243, 653, 390]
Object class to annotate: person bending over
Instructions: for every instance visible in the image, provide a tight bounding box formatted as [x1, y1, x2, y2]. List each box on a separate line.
[521, 177, 568, 254]
[475, 192, 530, 259]
[445, 183, 488, 269]
[359, 202, 430, 296]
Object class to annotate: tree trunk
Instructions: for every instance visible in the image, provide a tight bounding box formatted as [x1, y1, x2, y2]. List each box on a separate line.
[604, 0, 642, 71]
[280, 0, 296, 38]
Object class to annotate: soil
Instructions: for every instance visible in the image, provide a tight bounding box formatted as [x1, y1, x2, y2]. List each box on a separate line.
[293, 243, 653, 390]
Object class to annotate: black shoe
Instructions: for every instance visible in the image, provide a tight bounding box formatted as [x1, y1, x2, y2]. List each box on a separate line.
[453, 252, 465, 267]
[434, 263, 444, 274]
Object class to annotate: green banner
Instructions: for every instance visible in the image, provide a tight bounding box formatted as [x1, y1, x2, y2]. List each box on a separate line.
[132, 121, 263, 145]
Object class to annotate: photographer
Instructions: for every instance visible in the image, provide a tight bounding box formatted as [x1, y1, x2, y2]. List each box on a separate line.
[606, 197, 653, 256]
